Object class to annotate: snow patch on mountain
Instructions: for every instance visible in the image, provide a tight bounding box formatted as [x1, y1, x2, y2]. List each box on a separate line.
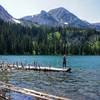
[64, 22, 68, 25]
[12, 18, 20, 24]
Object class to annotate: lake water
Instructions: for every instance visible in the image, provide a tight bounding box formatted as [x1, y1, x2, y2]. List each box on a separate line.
[0, 55, 100, 100]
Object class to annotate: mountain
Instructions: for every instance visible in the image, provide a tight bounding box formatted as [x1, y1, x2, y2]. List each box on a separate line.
[0, 5, 100, 30]
[0, 5, 20, 23]
[48, 7, 93, 28]
[0, 5, 13, 22]
[92, 23, 100, 31]
[22, 10, 58, 26]
[22, 7, 95, 29]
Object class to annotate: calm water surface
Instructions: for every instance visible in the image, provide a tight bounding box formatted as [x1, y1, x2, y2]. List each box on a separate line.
[0, 55, 100, 100]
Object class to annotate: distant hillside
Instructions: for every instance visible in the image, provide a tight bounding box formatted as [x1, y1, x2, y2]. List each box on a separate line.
[0, 18, 100, 55]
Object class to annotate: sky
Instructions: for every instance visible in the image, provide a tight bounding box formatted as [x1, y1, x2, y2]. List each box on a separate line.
[0, 0, 100, 23]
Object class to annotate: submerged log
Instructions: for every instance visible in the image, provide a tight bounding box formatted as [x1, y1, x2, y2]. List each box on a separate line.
[0, 81, 70, 100]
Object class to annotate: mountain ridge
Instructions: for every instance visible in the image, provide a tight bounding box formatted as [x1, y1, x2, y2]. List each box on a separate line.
[0, 5, 13, 22]
[0, 5, 20, 24]
[0, 5, 100, 30]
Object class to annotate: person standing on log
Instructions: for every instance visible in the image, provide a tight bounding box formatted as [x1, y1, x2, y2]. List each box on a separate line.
[63, 54, 67, 68]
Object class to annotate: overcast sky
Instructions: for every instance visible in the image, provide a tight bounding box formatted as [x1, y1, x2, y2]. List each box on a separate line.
[0, 0, 100, 23]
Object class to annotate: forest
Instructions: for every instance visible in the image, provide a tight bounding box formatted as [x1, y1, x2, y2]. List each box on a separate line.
[0, 19, 100, 55]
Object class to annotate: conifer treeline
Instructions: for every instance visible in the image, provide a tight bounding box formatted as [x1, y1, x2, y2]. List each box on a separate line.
[0, 19, 100, 55]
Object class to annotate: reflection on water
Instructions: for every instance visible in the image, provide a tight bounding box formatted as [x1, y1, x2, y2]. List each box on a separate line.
[0, 56, 100, 100]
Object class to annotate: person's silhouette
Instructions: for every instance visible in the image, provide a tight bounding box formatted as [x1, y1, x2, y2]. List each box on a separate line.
[63, 55, 66, 68]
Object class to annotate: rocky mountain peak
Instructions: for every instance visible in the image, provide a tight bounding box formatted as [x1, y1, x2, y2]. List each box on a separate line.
[40, 10, 47, 15]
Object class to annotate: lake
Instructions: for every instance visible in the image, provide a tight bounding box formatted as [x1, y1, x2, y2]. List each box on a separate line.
[0, 55, 100, 100]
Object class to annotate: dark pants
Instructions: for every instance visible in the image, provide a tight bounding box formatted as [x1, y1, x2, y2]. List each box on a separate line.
[63, 62, 66, 68]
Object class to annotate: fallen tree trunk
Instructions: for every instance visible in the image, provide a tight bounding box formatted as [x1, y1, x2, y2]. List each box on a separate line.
[0, 81, 70, 100]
